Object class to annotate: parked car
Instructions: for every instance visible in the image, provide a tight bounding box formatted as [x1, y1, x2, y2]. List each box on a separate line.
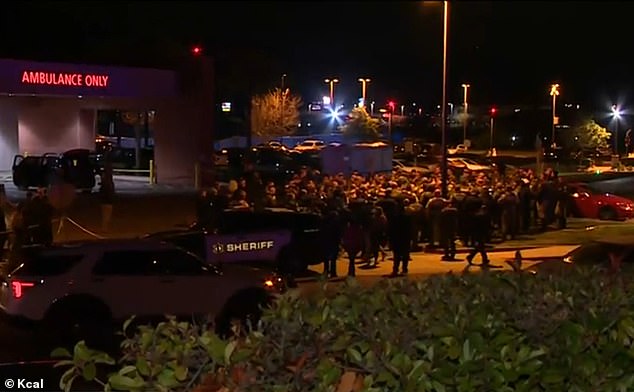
[392, 159, 430, 174]
[447, 157, 491, 172]
[447, 144, 468, 155]
[294, 139, 326, 152]
[0, 239, 283, 343]
[518, 237, 634, 275]
[567, 182, 634, 220]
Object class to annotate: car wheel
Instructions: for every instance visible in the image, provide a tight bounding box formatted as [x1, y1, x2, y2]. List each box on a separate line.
[598, 206, 618, 221]
[43, 297, 114, 350]
[215, 288, 274, 338]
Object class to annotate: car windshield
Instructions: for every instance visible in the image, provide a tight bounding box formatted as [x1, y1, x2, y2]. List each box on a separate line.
[300, 141, 315, 146]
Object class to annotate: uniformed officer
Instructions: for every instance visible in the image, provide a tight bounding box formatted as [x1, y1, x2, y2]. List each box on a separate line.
[466, 204, 491, 267]
[425, 190, 445, 248]
[463, 189, 482, 247]
[439, 199, 459, 261]
[498, 186, 518, 241]
[389, 203, 412, 276]
[321, 210, 344, 278]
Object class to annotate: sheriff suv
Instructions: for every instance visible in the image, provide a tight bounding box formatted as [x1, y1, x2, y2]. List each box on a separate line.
[145, 208, 325, 277]
[0, 239, 282, 344]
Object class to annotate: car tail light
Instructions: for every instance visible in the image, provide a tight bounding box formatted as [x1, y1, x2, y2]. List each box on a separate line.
[11, 280, 35, 299]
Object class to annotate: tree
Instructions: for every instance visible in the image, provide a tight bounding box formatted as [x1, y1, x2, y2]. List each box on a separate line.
[250, 88, 302, 137]
[566, 118, 611, 150]
[342, 107, 382, 142]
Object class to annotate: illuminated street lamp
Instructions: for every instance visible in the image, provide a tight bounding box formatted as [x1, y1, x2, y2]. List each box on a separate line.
[461, 83, 470, 144]
[612, 104, 622, 155]
[489, 107, 497, 153]
[358, 78, 371, 107]
[440, 0, 449, 198]
[324, 78, 339, 108]
[550, 83, 560, 147]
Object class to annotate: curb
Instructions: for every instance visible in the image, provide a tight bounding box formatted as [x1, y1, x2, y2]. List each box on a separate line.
[419, 245, 540, 255]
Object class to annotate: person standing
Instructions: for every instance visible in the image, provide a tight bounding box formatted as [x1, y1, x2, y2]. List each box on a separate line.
[321, 210, 344, 278]
[389, 203, 412, 277]
[195, 189, 214, 228]
[425, 190, 445, 248]
[368, 207, 388, 267]
[498, 186, 519, 241]
[342, 216, 364, 277]
[439, 199, 459, 261]
[100, 160, 116, 232]
[466, 204, 491, 267]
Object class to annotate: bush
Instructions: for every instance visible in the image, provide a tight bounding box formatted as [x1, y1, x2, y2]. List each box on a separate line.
[56, 267, 634, 391]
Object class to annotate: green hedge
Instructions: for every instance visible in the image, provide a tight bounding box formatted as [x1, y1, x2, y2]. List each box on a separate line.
[56, 267, 634, 391]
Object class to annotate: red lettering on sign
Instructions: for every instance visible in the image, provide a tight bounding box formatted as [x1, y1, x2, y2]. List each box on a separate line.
[20, 71, 109, 88]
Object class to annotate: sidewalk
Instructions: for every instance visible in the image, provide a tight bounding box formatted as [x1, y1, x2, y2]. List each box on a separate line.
[305, 245, 576, 279]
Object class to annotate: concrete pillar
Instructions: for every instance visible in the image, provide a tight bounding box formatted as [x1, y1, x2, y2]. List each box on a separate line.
[78, 109, 96, 150]
[152, 55, 214, 186]
[0, 98, 19, 171]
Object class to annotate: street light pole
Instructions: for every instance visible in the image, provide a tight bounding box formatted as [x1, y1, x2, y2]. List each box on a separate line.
[324, 78, 339, 108]
[440, 0, 449, 198]
[490, 116, 495, 152]
[613, 104, 620, 155]
[358, 78, 370, 107]
[280, 74, 287, 134]
[461, 83, 470, 144]
[550, 83, 560, 147]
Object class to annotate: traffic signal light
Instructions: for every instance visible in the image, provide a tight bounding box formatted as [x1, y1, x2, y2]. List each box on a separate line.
[388, 101, 395, 111]
[490, 107, 497, 116]
[191, 46, 203, 56]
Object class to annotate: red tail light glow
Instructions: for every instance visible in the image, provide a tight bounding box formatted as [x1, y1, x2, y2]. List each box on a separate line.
[11, 281, 35, 299]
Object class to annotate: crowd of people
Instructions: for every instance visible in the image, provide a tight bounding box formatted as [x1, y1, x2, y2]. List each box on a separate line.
[198, 164, 570, 277]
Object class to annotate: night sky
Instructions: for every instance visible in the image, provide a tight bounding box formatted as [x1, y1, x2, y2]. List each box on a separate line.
[2, 1, 633, 111]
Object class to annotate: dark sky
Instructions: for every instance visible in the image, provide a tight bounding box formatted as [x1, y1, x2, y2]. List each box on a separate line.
[2, 1, 633, 111]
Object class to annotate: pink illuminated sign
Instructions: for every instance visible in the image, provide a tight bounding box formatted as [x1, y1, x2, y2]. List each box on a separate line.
[21, 71, 109, 88]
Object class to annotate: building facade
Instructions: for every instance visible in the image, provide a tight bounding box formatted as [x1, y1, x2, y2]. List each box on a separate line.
[0, 57, 214, 185]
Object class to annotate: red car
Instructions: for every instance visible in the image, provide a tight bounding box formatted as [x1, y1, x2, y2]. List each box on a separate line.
[568, 182, 634, 220]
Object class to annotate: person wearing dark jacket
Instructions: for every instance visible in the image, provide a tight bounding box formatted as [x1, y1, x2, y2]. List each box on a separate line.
[321, 210, 344, 277]
[439, 199, 459, 261]
[466, 204, 491, 266]
[342, 216, 364, 277]
[195, 189, 215, 227]
[389, 204, 412, 276]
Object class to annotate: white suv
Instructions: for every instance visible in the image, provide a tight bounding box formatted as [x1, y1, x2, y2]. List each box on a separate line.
[0, 239, 283, 341]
